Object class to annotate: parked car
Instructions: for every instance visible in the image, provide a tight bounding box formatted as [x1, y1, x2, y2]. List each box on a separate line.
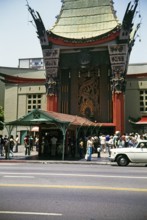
[109, 140, 147, 166]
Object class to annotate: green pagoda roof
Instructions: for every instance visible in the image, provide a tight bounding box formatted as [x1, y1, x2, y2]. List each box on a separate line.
[50, 0, 120, 39]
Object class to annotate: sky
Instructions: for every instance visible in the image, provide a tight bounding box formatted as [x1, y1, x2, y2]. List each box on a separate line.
[0, 0, 146, 67]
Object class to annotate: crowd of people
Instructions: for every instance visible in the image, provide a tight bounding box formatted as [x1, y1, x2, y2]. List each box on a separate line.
[0, 134, 18, 159]
[23, 135, 39, 156]
[0, 131, 147, 160]
[0, 134, 39, 159]
[83, 131, 147, 161]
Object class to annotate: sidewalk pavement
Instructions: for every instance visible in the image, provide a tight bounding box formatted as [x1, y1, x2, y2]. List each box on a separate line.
[0, 145, 112, 165]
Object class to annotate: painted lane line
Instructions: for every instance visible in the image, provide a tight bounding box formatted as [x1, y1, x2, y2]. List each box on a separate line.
[0, 184, 147, 192]
[4, 176, 34, 178]
[0, 164, 17, 166]
[0, 172, 147, 179]
[0, 211, 62, 216]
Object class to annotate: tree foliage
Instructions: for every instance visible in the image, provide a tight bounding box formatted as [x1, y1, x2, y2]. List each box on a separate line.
[0, 106, 4, 130]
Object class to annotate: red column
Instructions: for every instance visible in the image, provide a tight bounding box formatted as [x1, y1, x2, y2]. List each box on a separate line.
[47, 95, 58, 112]
[112, 93, 124, 134]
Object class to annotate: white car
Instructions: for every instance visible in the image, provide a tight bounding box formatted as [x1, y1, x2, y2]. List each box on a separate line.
[110, 140, 147, 166]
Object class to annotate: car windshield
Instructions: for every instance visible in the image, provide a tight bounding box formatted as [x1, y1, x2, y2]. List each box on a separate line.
[134, 142, 139, 148]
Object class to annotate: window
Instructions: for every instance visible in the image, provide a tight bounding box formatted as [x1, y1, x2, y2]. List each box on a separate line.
[140, 90, 147, 113]
[138, 142, 147, 149]
[27, 94, 42, 113]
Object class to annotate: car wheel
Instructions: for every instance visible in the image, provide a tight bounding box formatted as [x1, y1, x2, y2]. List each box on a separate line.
[117, 155, 129, 166]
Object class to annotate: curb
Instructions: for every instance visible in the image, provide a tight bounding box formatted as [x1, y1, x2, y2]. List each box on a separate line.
[0, 160, 112, 165]
[0, 151, 111, 165]
[0, 157, 111, 165]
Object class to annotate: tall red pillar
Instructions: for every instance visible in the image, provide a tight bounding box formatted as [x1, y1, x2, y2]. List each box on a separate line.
[47, 95, 58, 112]
[112, 93, 124, 134]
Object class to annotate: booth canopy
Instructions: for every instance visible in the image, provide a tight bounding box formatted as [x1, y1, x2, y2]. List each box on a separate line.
[5, 109, 115, 128]
[4, 109, 115, 161]
[5, 109, 101, 127]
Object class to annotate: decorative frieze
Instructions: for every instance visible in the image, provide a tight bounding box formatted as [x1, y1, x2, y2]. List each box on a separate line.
[42, 48, 60, 96]
[108, 44, 128, 55]
[108, 44, 128, 93]
[43, 49, 60, 59]
[110, 55, 127, 64]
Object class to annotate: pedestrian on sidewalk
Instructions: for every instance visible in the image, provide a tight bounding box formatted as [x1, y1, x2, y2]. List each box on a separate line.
[108, 136, 114, 157]
[100, 134, 106, 153]
[79, 138, 84, 158]
[35, 135, 39, 152]
[0, 135, 4, 156]
[9, 135, 14, 157]
[14, 134, 19, 152]
[85, 136, 94, 161]
[24, 135, 30, 156]
[4, 139, 9, 159]
[29, 135, 34, 151]
[95, 137, 101, 158]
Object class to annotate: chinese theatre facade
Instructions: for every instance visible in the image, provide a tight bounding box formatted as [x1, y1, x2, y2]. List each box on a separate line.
[27, 0, 139, 134]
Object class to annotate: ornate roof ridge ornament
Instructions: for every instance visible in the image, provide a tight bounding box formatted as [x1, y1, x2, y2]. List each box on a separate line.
[108, 1, 140, 94]
[119, 0, 140, 42]
[26, 0, 48, 46]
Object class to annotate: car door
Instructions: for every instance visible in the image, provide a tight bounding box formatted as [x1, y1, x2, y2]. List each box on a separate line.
[132, 142, 147, 162]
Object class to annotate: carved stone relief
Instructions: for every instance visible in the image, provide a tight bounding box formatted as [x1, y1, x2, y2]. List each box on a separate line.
[78, 72, 99, 118]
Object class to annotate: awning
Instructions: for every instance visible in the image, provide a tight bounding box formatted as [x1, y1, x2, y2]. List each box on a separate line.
[129, 116, 147, 125]
[136, 117, 147, 125]
[31, 126, 39, 132]
[5, 109, 115, 127]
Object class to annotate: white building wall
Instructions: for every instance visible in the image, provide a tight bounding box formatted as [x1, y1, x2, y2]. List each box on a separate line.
[5, 85, 18, 122]
[18, 94, 27, 117]
[0, 81, 5, 107]
[125, 78, 147, 132]
[3, 83, 46, 138]
[17, 84, 46, 117]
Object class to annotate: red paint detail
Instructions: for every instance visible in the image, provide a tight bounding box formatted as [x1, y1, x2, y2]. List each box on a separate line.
[47, 95, 58, 112]
[48, 31, 120, 47]
[127, 73, 147, 79]
[2, 74, 45, 84]
[113, 93, 124, 134]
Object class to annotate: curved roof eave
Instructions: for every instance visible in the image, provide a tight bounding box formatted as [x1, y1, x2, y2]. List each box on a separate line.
[48, 26, 120, 47]
[50, 24, 120, 40]
[0, 72, 45, 84]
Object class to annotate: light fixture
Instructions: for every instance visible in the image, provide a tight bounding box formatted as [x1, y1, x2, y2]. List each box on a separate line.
[97, 68, 100, 77]
[108, 69, 111, 77]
